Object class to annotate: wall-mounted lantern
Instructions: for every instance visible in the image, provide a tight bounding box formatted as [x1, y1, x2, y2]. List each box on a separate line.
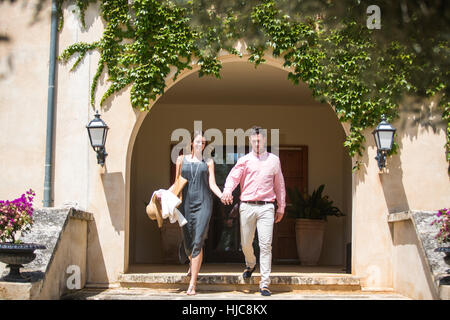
[86, 110, 109, 166]
[372, 115, 396, 170]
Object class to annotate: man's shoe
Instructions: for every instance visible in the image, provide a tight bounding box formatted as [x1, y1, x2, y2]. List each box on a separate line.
[260, 287, 271, 296]
[242, 265, 256, 279]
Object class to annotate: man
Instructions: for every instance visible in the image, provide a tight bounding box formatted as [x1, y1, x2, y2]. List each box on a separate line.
[221, 126, 286, 296]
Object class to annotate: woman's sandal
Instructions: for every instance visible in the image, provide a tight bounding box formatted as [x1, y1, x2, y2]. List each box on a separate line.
[186, 284, 196, 295]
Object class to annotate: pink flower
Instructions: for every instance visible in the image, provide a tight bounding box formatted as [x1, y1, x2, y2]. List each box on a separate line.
[0, 189, 35, 243]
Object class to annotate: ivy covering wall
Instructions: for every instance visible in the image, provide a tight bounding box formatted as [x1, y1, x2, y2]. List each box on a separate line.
[57, 0, 449, 169]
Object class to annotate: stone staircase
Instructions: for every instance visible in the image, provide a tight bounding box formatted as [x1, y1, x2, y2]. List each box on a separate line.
[62, 265, 412, 299]
[117, 264, 361, 292]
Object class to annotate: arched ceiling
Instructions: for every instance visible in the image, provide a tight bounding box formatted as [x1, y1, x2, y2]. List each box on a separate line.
[157, 62, 329, 107]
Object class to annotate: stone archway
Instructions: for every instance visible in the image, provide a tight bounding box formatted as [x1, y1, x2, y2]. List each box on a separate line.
[124, 53, 353, 271]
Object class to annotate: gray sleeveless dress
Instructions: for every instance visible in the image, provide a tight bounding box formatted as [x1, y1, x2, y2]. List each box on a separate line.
[180, 157, 213, 259]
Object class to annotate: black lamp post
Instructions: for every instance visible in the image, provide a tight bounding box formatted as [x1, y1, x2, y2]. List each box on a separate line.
[372, 115, 396, 170]
[86, 110, 109, 166]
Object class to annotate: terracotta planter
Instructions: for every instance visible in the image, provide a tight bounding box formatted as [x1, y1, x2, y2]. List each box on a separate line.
[295, 219, 326, 266]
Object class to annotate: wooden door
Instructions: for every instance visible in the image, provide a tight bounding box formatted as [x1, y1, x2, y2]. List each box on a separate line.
[272, 146, 308, 263]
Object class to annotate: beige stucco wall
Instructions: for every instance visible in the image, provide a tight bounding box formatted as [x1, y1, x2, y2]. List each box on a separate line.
[391, 219, 437, 300]
[1, 2, 449, 297]
[53, 1, 130, 284]
[352, 101, 449, 290]
[0, 1, 51, 206]
[130, 102, 351, 266]
[37, 216, 89, 299]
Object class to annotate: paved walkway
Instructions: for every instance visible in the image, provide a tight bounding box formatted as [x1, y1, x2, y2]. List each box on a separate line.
[63, 287, 410, 300]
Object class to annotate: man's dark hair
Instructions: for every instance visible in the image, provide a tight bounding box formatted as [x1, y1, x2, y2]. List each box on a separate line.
[249, 126, 266, 137]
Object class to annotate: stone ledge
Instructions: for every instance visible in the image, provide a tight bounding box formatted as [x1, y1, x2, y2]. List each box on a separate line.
[387, 209, 449, 299]
[1, 206, 94, 299]
[0, 279, 42, 300]
[439, 285, 450, 300]
[13, 207, 93, 276]
[69, 209, 94, 221]
[387, 210, 438, 223]
[387, 211, 412, 223]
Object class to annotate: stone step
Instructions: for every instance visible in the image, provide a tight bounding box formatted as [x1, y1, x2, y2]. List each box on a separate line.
[117, 264, 361, 292]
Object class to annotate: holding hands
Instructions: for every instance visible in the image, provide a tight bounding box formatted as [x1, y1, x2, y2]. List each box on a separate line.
[221, 190, 233, 205]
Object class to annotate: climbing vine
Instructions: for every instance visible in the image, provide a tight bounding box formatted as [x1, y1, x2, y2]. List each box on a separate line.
[57, 0, 449, 169]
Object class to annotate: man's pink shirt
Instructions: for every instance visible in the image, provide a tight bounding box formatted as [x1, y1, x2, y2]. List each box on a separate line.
[223, 151, 286, 214]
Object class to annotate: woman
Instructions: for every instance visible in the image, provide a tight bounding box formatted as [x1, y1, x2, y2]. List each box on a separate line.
[174, 131, 222, 295]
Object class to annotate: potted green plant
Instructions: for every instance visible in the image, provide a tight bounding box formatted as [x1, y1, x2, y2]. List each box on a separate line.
[286, 184, 345, 265]
[0, 189, 46, 282]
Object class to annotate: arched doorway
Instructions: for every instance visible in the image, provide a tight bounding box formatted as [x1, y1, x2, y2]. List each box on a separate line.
[125, 58, 352, 271]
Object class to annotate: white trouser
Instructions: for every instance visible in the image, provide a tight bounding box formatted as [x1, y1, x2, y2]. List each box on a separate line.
[239, 202, 275, 289]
